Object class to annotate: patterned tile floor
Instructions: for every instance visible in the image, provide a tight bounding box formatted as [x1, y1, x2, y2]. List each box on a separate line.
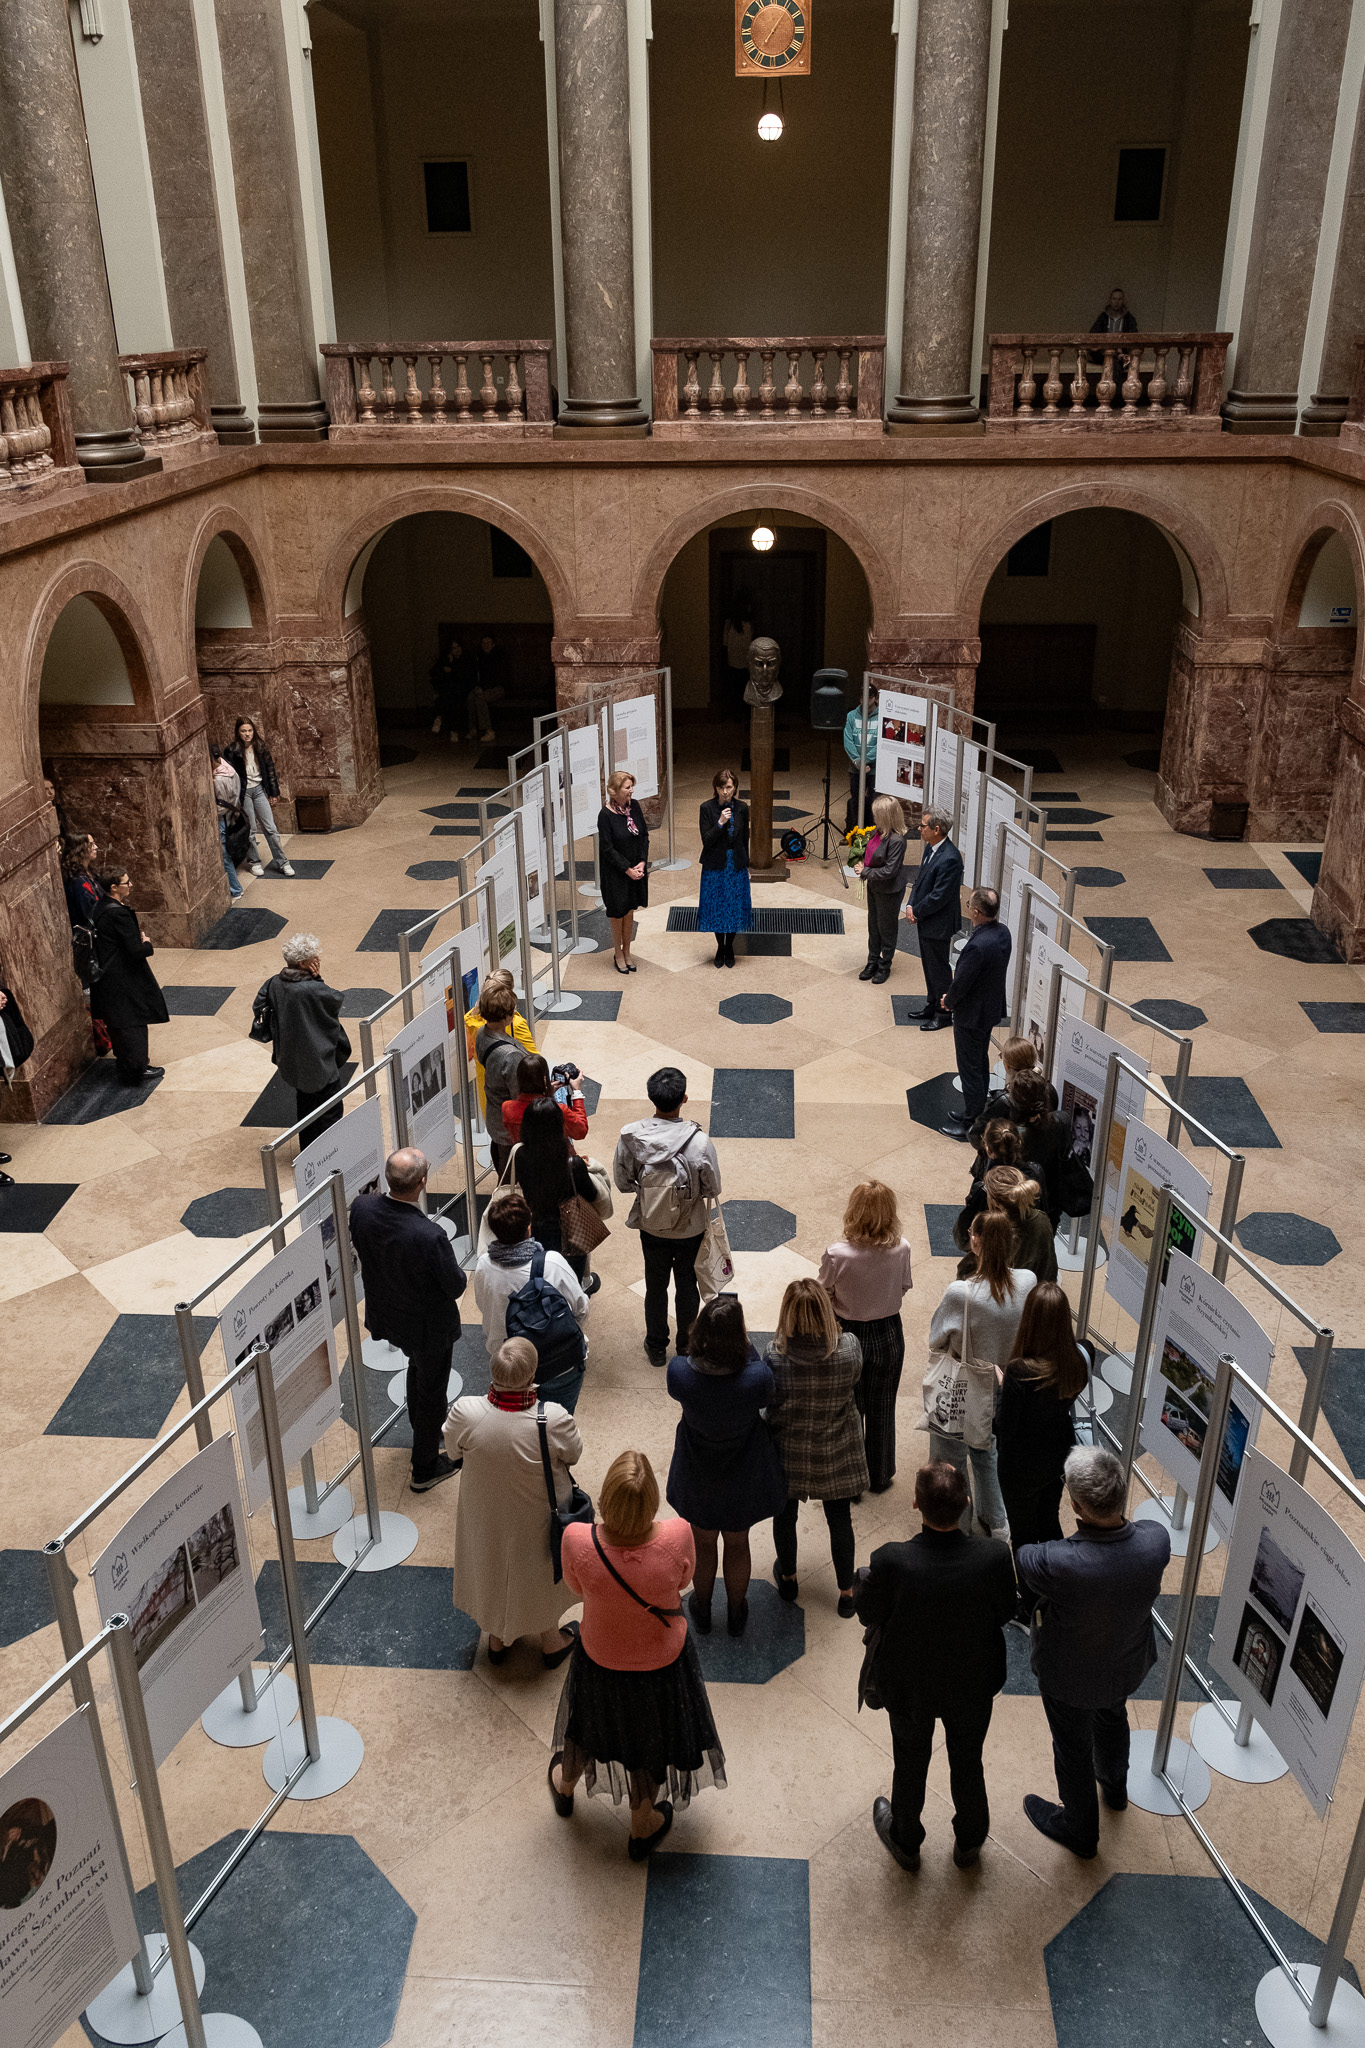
[4, 728, 1365, 2047]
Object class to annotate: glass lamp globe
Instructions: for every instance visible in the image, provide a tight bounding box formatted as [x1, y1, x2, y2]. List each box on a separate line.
[751, 526, 775, 551]
[758, 111, 784, 141]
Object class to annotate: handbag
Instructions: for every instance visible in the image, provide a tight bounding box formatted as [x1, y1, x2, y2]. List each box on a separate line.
[537, 1400, 594, 1583]
[916, 1289, 996, 1451]
[589, 1525, 685, 1628]
[694, 1200, 735, 1302]
[476, 1145, 520, 1253]
[582, 1155, 614, 1220]
[559, 1181, 610, 1255]
[249, 977, 275, 1045]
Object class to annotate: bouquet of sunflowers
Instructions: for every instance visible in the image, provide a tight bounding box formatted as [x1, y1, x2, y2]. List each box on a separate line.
[843, 824, 873, 900]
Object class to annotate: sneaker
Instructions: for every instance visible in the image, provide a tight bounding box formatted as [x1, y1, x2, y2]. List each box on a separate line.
[229, 892, 244, 903]
[410, 1452, 462, 1493]
[582, 1273, 602, 1296]
[645, 1342, 668, 1369]
[250, 862, 264, 877]
[280, 861, 296, 877]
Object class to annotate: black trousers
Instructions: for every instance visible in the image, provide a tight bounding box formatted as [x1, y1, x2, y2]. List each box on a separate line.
[919, 930, 954, 1014]
[845, 767, 868, 833]
[107, 1019, 150, 1081]
[952, 1019, 993, 1123]
[1041, 1692, 1131, 1853]
[888, 1695, 994, 1854]
[773, 1495, 856, 1587]
[999, 1474, 1065, 1553]
[841, 1313, 905, 1491]
[295, 1086, 345, 1148]
[406, 1342, 453, 1478]
[865, 889, 905, 968]
[640, 1228, 703, 1350]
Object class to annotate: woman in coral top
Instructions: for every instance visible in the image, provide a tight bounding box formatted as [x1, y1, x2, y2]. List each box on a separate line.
[548, 1451, 726, 1859]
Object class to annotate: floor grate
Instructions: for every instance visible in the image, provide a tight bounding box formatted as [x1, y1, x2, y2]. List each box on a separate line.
[666, 906, 844, 935]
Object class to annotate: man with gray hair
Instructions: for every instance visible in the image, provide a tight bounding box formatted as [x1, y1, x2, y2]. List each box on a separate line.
[904, 805, 963, 1027]
[257, 932, 351, 1145]
[1018, 1445, 1170, 1856]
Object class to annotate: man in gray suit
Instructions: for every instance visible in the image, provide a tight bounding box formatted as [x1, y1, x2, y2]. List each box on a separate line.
[1018, 1445, 1170, 1857]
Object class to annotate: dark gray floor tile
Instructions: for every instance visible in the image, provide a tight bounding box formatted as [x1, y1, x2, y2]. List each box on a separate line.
[199, 906, 289, 950]
[1042, 807, 1111, 825]
[635, 1853, 810, 2047]
[924, 1203, 962, 1257]
[1293, 1345, 1365, 1477]
[1301, 1001, 1365, 1032]
[1203, 867, 1284, 889]
[1287, 849, 1323, 885]
[0, 1548, 74, 1647]
[721, 1200, 796, 1251]
[406, 860, 462, 881]
[161, 985, 234, 1015]
[45, 1312, 216, 1439]
[1073, 868, 1125, 888]
[340, 986, 393, 1017]
[710, 1068, 795, 1138]
[1250, 917, 1343, 963]
[559, 990, 621, 1020]
[1160, 1073, 1280, 1148]
[180, 1188, 273, 1239]
[0, 1181, 78, 1231]
[686, 1579, 805, 1682]
[358, 908, 438, 952]
[241, 1064, 356, 1129]
[1134, 998, 1206, 1030]
[1235, 1211, 1340, 1266]
[255, 1560, 480, 1669]
[1046, 831, 1104, 843]
[46, 1062, 163, 1123]
[1086, 916, 1171, 962]
[718, 994, 793, 1023]
[906, 1072, 965, 1135]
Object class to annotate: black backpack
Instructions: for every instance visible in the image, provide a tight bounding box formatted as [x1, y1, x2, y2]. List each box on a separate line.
[505, 1249, 586, 1379]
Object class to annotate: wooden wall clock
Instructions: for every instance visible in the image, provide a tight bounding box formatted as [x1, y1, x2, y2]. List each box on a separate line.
[735, 0, 811, 76]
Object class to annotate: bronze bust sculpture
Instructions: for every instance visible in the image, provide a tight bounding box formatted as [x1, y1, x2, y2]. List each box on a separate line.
[744, 636, 782, 706]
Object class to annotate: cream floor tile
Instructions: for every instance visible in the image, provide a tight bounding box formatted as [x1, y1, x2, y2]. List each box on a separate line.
[82, 1228, 271, 1315]
[156, 1039, 278, 1093]
[388, 1975, 613, 2048]
[534, 1021, 713, 1102]
[0, 1118, 161, 1180]
[794, 1047, 919, 1105]
[812, 1998, 1058, 2048]
[627, 1244, 819, 1329]
[0, 1232, 79, 1303]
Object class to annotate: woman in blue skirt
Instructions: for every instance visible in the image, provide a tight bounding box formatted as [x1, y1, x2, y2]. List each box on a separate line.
[697, 768, 752, 968]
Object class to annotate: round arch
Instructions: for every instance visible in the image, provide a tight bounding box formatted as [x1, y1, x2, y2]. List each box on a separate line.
[183, 509, 274, 663]
[634, 481, 896, 635]
[25, 563, 161, 776]
[958, 481, 1229, 629]
[1275, 502, 1365, 658]
[317, 485, 575, 630]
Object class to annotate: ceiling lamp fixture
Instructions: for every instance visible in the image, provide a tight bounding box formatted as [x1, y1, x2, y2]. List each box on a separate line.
[751, 526, 775, 551]
[758, 80, 784, 140]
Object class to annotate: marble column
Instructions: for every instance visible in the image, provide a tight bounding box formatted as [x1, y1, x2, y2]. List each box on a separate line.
[1301, 75, 1365, 433]
[0, 2, 154, 480]
[886, 0, 993, 428]
[1314, 696, 1365, 958]
[214, 0, 327, 441]
[128, 0, 254, 443]
[553, 0, 648, 433]
[1222, 0, 1353, 432]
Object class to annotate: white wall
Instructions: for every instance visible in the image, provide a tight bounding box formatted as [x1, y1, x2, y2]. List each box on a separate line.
[195, 536, 253, 627]
[1299, 531, 1358, 626]
[40, 597, 136, 706]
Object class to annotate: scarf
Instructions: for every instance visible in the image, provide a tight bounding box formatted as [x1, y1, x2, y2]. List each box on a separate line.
[610, 799, 638, 835]
[488, 1388, 537, 1412]
[487, 1237, 540, 1269]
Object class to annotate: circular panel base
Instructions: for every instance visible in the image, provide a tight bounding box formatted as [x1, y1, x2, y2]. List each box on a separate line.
[652, 857, 692, 872]
[388, 1368, 461, 1408]
[1258, 1967, 1365, 2048]
[568, 934, 599, 953]
[1134, 1494, 1220, 1556]
[579, 884, 602, 900]
[201, 1670, 298, 1748]
[333, 1508, 419, 1571]
[1056, 1230, 1107, 1273]
[262, 1713, 364, 1798]
[362, 1337, 406, 1374]
[1086, 1377, 1114, 1416]
[160, 2017, 265, 2048]
[1102, 1352, 1133, 1394]
[536, 991, 582, 1015]
[1191, 1701, 1289, 1782]
[283, 1482, 354, 1539]
[1124, 1729, 1212, 1814]
[85, 1937, 206, 2042]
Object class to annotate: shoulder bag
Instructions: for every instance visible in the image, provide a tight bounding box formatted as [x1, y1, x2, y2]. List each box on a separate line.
[589, 1525, 685, 1627]
[537, 1400, 594, 1583]
[476, 1145, 520, 1254]
[249, 977, 276, 1044]
[916, 1288, 996, 1450]
[560, 1166, 609, 1256]
[694, 1198, 735, 1302]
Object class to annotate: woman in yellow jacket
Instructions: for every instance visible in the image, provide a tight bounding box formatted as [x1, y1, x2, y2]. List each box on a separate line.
[464, 967, 538, 1116]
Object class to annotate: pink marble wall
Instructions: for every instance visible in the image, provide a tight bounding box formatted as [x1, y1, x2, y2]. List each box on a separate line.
[0, 791, 93, 1119]
[279, 615, 383, 829]
[1248, 637, 1352, 839]
[1315, 695, 1365, 959]
[1156, 620, 1265, 834]
[196, 625, 298, 829]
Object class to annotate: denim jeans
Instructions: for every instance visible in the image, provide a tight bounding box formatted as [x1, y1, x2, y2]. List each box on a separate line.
[928, 1428, 1009, 1533]
[242, 784, 285, 864]
[218, 817, 242, 896]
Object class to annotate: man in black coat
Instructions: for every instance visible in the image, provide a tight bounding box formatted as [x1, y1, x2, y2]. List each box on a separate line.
[90, 870, 169, 1083]
[856, 1461, 1017, 1870]
[349, 1148, 468, 1492]
[903, 805, 964, 1025]
[1018, 1444, 1171, 1857]
[940, 887, 1012, 1138]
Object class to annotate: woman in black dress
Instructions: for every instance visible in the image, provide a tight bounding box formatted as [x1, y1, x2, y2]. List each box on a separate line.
[598, 769, 648, 974]
[90, 868, 169, 1084]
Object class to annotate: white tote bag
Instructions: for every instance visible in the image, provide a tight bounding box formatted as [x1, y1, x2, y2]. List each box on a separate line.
[916, 1289, 996, 1450]
[694, 1200, 735, 1302]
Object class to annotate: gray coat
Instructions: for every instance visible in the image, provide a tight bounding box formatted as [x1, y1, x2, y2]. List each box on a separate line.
[266, 968, 351, 1094]
[1017, 1518, 1171, 1708]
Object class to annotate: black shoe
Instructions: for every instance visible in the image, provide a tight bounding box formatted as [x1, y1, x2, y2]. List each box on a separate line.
[873, 1796, 920, 1872]
[858, 961, 878, 981]
[774, 1563, 798, 1603]
[542, 1620, 579, 1669]
[410, 1452, 461, 1493]
[869, 1479, 894, 1495]
[726, 1597, 749, 1637]
[0, 1172, 13, 1187]
[0, 1152, 10, 1164]
[723, 939, 735, 967]
[487, 1639, 510, 1666]
[628, 1801, 674, 1861]
[939, 1119, 971, 1141]
[688, 1589, 712, 1635]
[1099, 1781, 1128, 1812]
[548, 1751, 574, 1817]
[714, 941, 726, 967]
[953, 1841, 981, 1869]
[871, 965, 890, 984]
[645, 1342, 668, 1369]
[1023, 1794, 1096, 1858]
[837, 1591, 858, 1619]
[583, 1273, 602, 1297]
[920, 1015, 950, 1031]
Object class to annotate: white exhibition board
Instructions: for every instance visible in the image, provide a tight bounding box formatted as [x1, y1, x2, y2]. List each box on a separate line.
[93, 1436, 263, 1767]
[476, 826, 521, 966]
[612, 693, 659, 801]
[423, 926, 482, 1025]
[982, 778, 1016, 897]
[568, 721, 601, 827]
[390, 998, 457, 1168]
[1139, 1250, 1274, 1540]
[1051, 1019, 1150, 1227]
[1211, 1448, 1365, 1817]
[1108, 1119, 1212, 1325]
[873, 687, 928, 802]
[545, 734, 568, 867]
[219, 1224, 341, 1511]
[293, 1093, 385, 1325]
[1022, 932, 1086, 1057]
[998, 828, 1035, 950]
[0, 1707, 140, 2048]
[930, 723, 959, 827]
[959, 746, 984, 886]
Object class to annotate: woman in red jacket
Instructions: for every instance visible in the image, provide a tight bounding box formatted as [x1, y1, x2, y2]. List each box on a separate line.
[500, 1054, 588, 1144]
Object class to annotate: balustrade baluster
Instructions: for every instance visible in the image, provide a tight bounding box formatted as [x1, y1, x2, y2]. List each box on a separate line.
[0, 395, 15, 490]
[1042, 349, 1063, 416]
[479, 354, 498, 417]
[134, 371, 154, 435]
[20, 387, 45, 474]
[707, 352, 725, 412]
[1147, 347, 1168, 413]
[1069, 348, 1088, 413]
[505, 353, 524, 421]
[1171, 346, 1194, 417]
[732, 351, 751, 413]
[355, 356, 377, 423]
[1095, 348, 1117, 413]
[785, 350, 804, 416]
[682, 350, 702, 417]
[427, 354, 447, 419]
[453, 354, 472, 420]
[380, 355, 398, 422]
[28, 389, 52, 469]
[402, 355, 423, 422]
[1120, 349, 1142, 416]
[834, 348, 853, 417]
[7, 390, 33, 476]
[810, 352, 828, 417]
[758, 348, 777, 417]
[1017, 348, 1037, 415]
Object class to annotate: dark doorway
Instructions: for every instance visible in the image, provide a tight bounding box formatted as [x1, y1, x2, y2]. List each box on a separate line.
[976, 623, 1097, 730]
[709, 527, 826, 721]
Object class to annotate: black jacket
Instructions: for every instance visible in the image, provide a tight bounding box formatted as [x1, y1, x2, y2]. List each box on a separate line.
[944, 920, 1011, 1033]
[0, 985, 33, 1069]
[968, 1080, 1058, 1148]
[266, 968, 351, 1094]
[1017, 1111, 1071, 1226]
[994, 1361, 1077, 1486]
[90, 900, 169, 1030]
[856, 1527, 1017, 1714]
[224, 738, 280, 801]
[699, 797, 750, 873]
[348, 1191, 467, 1356]
[862, 828, 907, 896]
[908, 837, 964, 938]
[1090, 308, 1138, 333]
[1017, 1519, 1171, 1708]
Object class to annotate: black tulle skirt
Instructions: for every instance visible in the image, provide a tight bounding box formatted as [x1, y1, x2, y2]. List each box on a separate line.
[552, 1635, 727, 1808]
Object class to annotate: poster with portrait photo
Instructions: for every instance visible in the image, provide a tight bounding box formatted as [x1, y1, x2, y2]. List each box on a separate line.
[1107, 1120, 1210, 1325]
[1022, 932, 1087, 1054]
[1138, 1251, 1273, 1538]
[1211, 1448, 1365, 1816]
[93, 1435, 262, 1765]
[219, 1224, 341, 1511]
[873, 689, 929, 802]
[294, 1092, 385, 1325]
[0, 1708, 140, 2048]
[391, 998, 457, 1170]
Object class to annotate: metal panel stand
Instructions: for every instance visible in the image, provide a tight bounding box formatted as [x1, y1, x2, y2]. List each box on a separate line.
[333, 1511, 420, 1570]
[1124, 1729, 1212, 1813]
[262, 1714, 366, 1799]
[1257, 1968, 1365, 2047]
[201, 1665, 299, 1749]
[1191, 1700, 1289, 1783]
[1134, 1493, 1220, 1555]
[282, 1484, 354, 1539]
[388, 1367, 461, 1408]
[84, 1938, 208, 2044]
[363, 1337, 406, 1372]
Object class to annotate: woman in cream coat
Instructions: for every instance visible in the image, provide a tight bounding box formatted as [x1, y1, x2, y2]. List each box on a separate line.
[445, 1337, 582, 1667]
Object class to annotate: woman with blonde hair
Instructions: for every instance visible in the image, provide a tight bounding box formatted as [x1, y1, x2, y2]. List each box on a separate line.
[924, 1212, 1035, 1535]
[985, 1165, 1057, 1284]
[854, 794, 909, 985]
[765, 1279, 867, 1614]
[597, 768, 649, 974]
[549, 1450, 726, 1859]
[818, 1181, 913, 1493]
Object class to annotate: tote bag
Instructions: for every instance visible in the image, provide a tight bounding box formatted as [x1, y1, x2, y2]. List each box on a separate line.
[694, 1200, 735, 1302]
[916, 1289, 996, 1451]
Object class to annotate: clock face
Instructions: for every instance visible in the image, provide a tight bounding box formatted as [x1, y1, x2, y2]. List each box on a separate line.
[736, 0, 809, 73]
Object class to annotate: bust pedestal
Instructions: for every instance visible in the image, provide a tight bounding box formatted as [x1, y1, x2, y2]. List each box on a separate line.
[747, 702, 789, 883]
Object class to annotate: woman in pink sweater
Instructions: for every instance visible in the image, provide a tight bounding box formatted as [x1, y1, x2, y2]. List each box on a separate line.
[818, 1180, 914, 1494]
[548, 1451, 726, 1858]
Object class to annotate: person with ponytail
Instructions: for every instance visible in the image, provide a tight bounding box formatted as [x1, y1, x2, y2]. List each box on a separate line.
[924, 1212, 1035, 1535]
[982, 1165, 1057, 1285]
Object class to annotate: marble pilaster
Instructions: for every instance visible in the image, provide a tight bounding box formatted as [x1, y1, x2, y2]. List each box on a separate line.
[1313, 695, 1365, 958]
[278, 616, 384, 828]
[1155, 621, 1265, 835]
[0, 792, 90, 1121]
[1301, 72, 1365, 433]
[1247, 637, 1352, 837]
[195, 626, 296, 827]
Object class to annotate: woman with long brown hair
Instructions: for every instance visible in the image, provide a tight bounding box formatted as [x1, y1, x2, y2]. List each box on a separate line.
[818, 1180, 913, 1493]
[983, 1165, 1058, 1285]
[924, 1212, 1034, 1535]
[766, 1278, 867, 1616]
[995, 1281, 1090, 1562]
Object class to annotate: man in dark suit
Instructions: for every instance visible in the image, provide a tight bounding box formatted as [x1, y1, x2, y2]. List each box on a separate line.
[940, 886, 1012, 1138]
[856, 1461, 1017, 1870]
[903, 805, 964, 1028]
[1018, 1445, 1171, 1857]
[349, 1147, 468, 1493]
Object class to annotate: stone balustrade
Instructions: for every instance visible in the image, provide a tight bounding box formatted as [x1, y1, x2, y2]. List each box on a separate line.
[650, 337, 887, 437]
[119, 348, 217, 464]
[321, 343, 554, 440]
[985, 333, 1231, 432]
[0, 361, 83, 500]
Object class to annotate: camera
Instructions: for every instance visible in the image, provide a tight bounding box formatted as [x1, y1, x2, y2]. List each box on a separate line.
[550, 1060, 580, 1106]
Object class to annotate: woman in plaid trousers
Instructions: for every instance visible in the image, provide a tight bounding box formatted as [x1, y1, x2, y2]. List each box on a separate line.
[765, 1280, 867, 1618]
[818, 1182, 913, 1495]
